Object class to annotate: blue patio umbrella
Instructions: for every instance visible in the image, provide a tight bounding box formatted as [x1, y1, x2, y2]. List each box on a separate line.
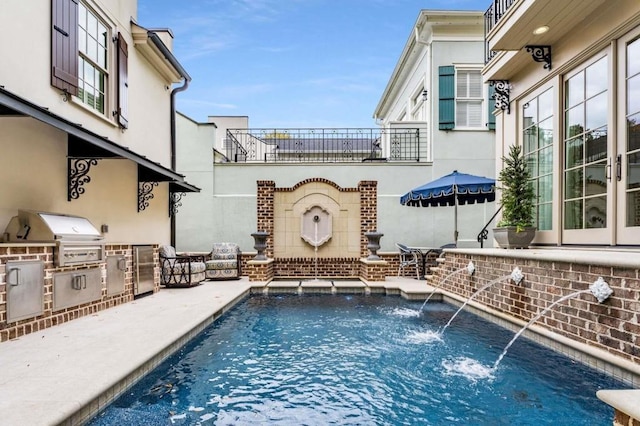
[400, 170, 496, 244]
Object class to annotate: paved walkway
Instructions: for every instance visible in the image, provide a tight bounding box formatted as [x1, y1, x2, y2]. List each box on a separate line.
[0, 277, 432, 426]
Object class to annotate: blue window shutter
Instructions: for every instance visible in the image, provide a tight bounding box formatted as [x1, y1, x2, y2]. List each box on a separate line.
[488, 84, 496, 130]
[438, 66, 455, 130]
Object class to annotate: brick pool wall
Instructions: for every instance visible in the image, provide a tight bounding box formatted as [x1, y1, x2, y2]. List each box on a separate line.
[432, 251, 640, 367]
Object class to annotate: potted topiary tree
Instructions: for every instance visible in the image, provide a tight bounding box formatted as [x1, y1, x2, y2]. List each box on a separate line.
[493, 144, 536, 248]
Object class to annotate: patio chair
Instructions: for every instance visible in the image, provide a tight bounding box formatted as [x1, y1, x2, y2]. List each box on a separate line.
[396, 243, 421, 280]
[205, 242, 241, 280]
[159, 245, 206, 287]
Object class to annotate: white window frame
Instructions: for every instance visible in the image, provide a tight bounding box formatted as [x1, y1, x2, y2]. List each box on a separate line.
[75, 2, 113, 118]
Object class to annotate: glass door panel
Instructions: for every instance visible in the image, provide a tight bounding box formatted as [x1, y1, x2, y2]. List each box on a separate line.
[562, 56, 610, 243]
[617, 35, 640, 243]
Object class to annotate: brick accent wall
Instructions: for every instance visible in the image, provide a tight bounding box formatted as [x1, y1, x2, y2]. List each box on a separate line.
[256, 180, 275, 259]
[432, 251, 640, 366]
[274, 257, 360, 279]
[0, 244, 156, 342]
[358, 180, 378, 258]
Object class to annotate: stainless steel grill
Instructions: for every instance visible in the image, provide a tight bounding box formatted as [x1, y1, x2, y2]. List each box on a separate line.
[4, 210, 105, 266]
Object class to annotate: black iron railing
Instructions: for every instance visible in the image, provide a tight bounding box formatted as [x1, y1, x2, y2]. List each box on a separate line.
[224, 128, 426, 163]
[484, 0, 517, 63]
[477, 204, 502, 248]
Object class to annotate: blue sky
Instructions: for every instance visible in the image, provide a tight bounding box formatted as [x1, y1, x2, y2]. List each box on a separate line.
[138, 0, 488, 128]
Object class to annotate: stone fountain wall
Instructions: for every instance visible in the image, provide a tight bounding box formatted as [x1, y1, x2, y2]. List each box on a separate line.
[252, 179, 382, 279]
[431, 249, 640, 386]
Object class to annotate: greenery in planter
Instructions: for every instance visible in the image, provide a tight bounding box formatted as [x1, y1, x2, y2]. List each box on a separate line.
[497, 144, 536, 231]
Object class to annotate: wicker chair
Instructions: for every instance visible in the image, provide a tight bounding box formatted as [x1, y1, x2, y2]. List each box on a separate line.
[159, 245, 206, 287]
[205, 242, 241, 280]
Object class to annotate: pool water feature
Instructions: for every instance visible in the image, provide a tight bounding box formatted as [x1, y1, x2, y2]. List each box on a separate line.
[88, 295, 627, 425]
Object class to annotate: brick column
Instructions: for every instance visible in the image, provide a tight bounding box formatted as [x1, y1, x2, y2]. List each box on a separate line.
[358, 180, 378, 258]
[256, 180, 275, 259]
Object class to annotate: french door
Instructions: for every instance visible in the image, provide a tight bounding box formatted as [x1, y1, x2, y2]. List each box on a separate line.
[616, 32, 640, 244]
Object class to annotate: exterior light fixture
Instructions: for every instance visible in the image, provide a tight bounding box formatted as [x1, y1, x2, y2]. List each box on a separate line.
[533, 25, 549, 35]
[422, 89, 428, 101]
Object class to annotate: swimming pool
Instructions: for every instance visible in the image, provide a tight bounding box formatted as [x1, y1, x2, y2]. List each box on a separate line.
[88, 294, 626, 425]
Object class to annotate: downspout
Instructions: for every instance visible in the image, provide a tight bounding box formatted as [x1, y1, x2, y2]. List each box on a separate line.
[147, 31, 192, 246]
[171, 79, 189, 170]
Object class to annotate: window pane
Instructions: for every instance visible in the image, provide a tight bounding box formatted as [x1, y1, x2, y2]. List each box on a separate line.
[538, 89, 554, 121]
[585, 161, 607, 196]
[586, 57, 608, 98]
[629, 114, 640, 152]
[566, 105, 584, 138]
[628, 151, 640, 190]
[539, 146, 553, 175]
[628, 37, 640, 77]
[87, 12, 97, 38]
[79, 28, 87, 54]
[566, 72, 584, 108]
[565, 168, 583, 199]
[538, 203, 552, 230]
[457, 72, 468, 97]
[468, 71, 482, 97]
[526, 153, 538, 177]
[79, 4, 86, 29]
[523, 99, 538, 127]
[626, 190, 640, 226]
[468, 101, 482, 127]
[538, 174, 552, 202]
[87, 38, 98, 63]
[455, 102, 467, 126]
[524, 127, 537, 153]
[565, 136, 584, 168]
[538, 117, 553, 147]
[585, 196, 606, 228]
[586, 92, 608, 130]
[98, 23, 107, 48]
[628, 74, 640, 115]
[586, 127, 607, 163]
[564, 199, 583, 229]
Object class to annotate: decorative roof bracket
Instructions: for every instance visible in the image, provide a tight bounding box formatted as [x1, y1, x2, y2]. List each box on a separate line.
[138, 181, 159, 212]
[68, 157, 100, 201]
[525, 45, 552, 70]
[170, 191, 186, 216]
[489, 80, 511, 114]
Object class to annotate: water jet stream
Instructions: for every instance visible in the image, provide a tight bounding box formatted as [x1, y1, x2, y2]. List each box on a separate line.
[492, 289, 590, 369]
[419, 261, 475, 311]
[439, 274, 512, 334]
[493, 278, 613, 369]
[419, 267, 465, 311]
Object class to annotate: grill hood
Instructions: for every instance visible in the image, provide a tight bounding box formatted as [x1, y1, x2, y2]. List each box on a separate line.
[4, 210, 103, 242]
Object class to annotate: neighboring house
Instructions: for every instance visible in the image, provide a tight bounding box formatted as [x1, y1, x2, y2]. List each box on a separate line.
[483, 0, 640, 246]
[373, 10, 496, 246]
[174, 10, 494, 253]
[0, 0, 198, 341]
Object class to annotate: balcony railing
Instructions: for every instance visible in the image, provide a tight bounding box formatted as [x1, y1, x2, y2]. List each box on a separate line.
[223, 128, 425, 163]
[484, 0, 517, 63]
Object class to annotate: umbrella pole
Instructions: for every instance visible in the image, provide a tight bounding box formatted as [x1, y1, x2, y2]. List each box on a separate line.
[454, 192, 458, 245]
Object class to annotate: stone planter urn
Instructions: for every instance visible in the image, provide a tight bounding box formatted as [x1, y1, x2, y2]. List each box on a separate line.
[364, 232, 384, 260]
[251, 231, 269, 260]
[493, 226, 536, 249]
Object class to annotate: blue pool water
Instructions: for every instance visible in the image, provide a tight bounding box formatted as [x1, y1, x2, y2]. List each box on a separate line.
[89, 295, 627, 425]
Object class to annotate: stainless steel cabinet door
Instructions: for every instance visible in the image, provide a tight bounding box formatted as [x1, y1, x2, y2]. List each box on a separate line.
[6, 261, 44, 322]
